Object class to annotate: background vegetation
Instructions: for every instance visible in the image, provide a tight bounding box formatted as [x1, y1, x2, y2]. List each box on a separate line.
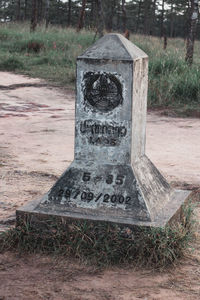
[1, 1, 199, 39]
[0, 22, 200, 112]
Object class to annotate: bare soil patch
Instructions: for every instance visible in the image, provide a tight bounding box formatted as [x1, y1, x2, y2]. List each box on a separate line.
[0, 72, 199, 299]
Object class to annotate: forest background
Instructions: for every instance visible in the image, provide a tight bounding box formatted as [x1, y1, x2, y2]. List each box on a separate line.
[0, 0, 200, 114]
[1, 0, 199, 39]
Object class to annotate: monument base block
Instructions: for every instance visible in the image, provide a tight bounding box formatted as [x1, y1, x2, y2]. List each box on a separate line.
[16, 189, 191, 228]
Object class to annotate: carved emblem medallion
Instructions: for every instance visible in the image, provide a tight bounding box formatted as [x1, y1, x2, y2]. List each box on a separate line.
[83, 72, 123, 112]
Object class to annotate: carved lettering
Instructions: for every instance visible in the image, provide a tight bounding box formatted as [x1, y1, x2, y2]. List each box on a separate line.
[89, 136, 117, 146]
[49, 188, 132, 206]
[80, 120, 127, 146]
[80, 120, 127, 138]
[48, 188, 131, 205]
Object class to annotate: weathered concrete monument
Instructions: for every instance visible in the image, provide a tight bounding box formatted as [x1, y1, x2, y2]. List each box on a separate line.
[17, 34, 191, 227]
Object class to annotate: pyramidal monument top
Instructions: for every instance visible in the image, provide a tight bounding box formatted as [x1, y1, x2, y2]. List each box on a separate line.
[79, 33, 147, 61]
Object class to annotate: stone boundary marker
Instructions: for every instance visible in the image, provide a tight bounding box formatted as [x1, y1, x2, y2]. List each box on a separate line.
[17, 34, 191, 228]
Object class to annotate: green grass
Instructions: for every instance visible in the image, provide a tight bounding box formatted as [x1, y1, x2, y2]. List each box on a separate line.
[0, 22, 200, 111]
[131, 35, 200, 111]
[0, 203, 196, 268]
[0, 23, 94, 86]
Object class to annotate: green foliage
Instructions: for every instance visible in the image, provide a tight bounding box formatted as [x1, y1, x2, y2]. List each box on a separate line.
[0, 23, 200, 109]
[132, 35, 200, 109]
[0, 203, 195, 268]
[0, 56, 24, 71]
[0, 30, 9, 41]
[0, 23, 93, 86]
[172, 69, 200, 104]
[149, 55, 186, 76]
[0, 0, 196, 40]
[148, 57, 200, 107]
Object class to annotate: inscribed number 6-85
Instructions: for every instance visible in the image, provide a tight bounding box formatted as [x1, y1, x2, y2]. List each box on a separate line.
[82, 172, 125, 185]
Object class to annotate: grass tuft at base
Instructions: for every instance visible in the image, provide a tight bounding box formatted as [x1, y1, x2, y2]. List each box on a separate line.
[0, 203, 196, 268]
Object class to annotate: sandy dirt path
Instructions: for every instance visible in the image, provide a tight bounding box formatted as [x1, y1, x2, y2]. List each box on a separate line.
[0, 72, 200, 300]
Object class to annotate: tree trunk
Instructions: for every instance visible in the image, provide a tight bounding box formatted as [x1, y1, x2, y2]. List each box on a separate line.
[96, 0, 104, 37]
[122, 0, 127, 32]
[104, 0, 114, 32]
[24, 0, 28, 20]
[90, 0, 95, 27]
[163, 35, 167, 50]
[184, 0, 191, 40]
[116, 1, 120, 30]
[30, 0, 38, 32]
[77, 0, 87, 32]
[68, 0, 71, 26]
[45, 0, 50, 29]
[37, 0, 43, 23]
[160, 0, 165, 37]
[170, 3, 174, 37]
[144, 0, 151, 35]
[150, 0, 157, 36]
[17, 0, 21, 21]
[185, 0, 199, 65]
[136, 0, 142, 33]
